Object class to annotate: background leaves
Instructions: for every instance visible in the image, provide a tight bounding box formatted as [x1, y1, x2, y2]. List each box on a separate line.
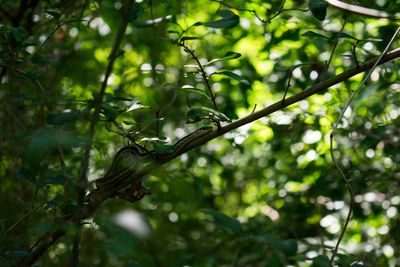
[1, 0, 400, 266]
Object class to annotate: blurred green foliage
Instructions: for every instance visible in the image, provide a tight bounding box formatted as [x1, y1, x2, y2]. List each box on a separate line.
[1, 0, 400, 266]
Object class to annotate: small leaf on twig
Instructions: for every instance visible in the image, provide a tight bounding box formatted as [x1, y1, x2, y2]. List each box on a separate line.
[213, 70, 250, 85]
[178, 85, 210, 99]
[309, 0, 327, 21]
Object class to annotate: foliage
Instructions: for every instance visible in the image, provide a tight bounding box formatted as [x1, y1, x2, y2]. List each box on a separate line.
[1, 0, 400, 266]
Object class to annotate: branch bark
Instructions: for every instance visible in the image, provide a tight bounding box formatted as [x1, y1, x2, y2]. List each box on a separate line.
[20, 47, 400, 266]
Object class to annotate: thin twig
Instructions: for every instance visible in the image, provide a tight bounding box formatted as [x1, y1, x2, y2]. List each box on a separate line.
[12, 67, 50, 109]
[329, 26, 400, 264]
[1, 203, 44, 239]
[282, 62, 317, 103]
[351, 40, 360, 68]
[180, 42, 218, 111]
[251, 104, 257, 114]
[325, 15, 349, 74]
[210, 0, 308, 24]
[37, 19, 86, 52]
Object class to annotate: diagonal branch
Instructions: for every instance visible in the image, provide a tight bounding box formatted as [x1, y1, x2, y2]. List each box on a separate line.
[20, 46, 400, 266]
[324, 0, 400, 20]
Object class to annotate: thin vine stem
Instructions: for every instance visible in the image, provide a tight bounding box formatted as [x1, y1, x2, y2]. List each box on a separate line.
[329, 26, 400, 264]
[210, 0, 309, 24]
[180, 42, 219, 111]
[325, 14, 349, 74]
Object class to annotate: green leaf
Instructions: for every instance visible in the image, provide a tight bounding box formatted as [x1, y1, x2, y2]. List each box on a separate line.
[9, 27, 27, 43]
[167, 30, 180, 34]
[24, 70, 38, 80]
[47, 110, 80, 125]
[31, 54, 49, 64]
[153, 143, 175, 154]
[255, 235, 298, 255]
[335, 32, 358, 40]
[214, 70, 250, 85]
[42, 175, 67, 186]
[7, 250, 30, 258]
[45, 10, 61, 21]
[204, 15, 239, 29]
[25, 129, 83, 168]
[101, 103, 120, 120]
[104, 93, 135, 108]
[203, 209, 242, 234]
[205, 51, 242, 66]
[180, 36, 202, 42]
[63, 201, 78, 216]
[178, 86, 210, 99]
[312, 255, 332, 267]
[16, 168, 36, 184]
[46, 194, 64, 209]
[309, 0, 328, 21]
[301, 31, 329, 39]
[187, 106, 231, 123]
[127, 102, 151, 112]
[111, 96, 135, 101]
[29, 222, 52, 235]
[216, 10, 236, 18]
[222, 51, 242, 60]
[101, 218, 144, 256]
[189, 22, 202, 28]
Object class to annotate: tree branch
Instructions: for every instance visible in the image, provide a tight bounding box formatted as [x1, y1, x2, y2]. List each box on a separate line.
[324, 0, 400, 20]
[21, 46, 400, 266]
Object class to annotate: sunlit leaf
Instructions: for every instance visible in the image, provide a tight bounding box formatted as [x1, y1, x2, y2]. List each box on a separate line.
[127, 102, 150, 112]
[205, 51, 242, 65]
[222, 51, 241, 60]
